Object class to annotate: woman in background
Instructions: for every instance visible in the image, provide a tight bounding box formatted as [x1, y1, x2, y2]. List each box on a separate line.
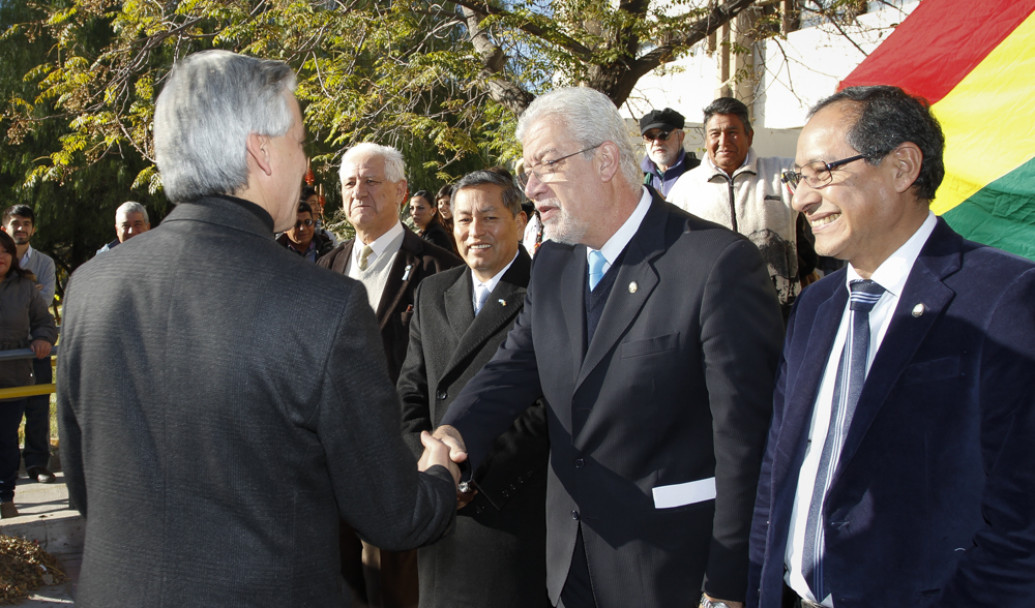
[0, 230, 57, 519]
[410, 189, 455, 253]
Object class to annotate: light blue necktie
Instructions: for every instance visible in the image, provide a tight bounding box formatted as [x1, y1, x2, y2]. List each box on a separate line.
[474, 283, 491, 315]
[802, 279, 885, 603]
[588, 250, 607, 291]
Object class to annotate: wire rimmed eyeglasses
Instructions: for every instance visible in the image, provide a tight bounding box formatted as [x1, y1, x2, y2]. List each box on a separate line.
[518, 144, 602, 189]
[780, 154, 870, 190]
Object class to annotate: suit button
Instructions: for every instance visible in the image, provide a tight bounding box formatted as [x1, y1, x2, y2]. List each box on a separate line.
[574, 458, 585, 469]
[436, 390, 447, 400]
[571, 510, 580, 521]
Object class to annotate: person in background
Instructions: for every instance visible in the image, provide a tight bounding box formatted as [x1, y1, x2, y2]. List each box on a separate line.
[398, 168, 549, 608]
[639, 107, 699, 197]
[276, 200, 334, 262]
[410, 190, 454, 253]
[0, 230, 56, 518]
[95, 201, 150, 254]
[435, 184, 454, 242]
[1, 205, 57, 484]
[667, 97, 805, 318]
[318, 142, 460, 608]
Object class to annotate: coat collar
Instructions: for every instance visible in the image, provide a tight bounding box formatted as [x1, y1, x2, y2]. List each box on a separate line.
[164, 195, 275, 237]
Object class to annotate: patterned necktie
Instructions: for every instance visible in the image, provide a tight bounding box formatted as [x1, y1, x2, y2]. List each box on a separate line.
[474, 283, 491, 315]
[588, 250, 607, 291]
[357, 245, 374, 271]
[803, 279, 886, 603]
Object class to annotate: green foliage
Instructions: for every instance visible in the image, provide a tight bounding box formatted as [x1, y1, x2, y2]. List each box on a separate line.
[2, 0, 763, 277]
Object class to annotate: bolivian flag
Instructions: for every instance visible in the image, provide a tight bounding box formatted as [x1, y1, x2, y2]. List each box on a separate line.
[839, 0, 1035, 261]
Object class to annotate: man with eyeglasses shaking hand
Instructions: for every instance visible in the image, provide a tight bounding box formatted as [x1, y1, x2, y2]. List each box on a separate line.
[431, 87, 784, 608]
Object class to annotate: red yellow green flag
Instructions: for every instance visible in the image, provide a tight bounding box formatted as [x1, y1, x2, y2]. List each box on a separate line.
[839, 0, 1035, 260]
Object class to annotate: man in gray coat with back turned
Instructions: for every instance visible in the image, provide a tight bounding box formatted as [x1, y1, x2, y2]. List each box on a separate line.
[57, 50, 458, 608]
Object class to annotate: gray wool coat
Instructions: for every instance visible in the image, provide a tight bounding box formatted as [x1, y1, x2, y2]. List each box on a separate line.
[57, 195, 456, 608]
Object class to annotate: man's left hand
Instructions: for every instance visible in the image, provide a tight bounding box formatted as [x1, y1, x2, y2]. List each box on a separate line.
[30, 339, 52, 359]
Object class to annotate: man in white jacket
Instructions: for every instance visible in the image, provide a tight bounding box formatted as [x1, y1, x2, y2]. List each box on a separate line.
[668, 97, 801, 315]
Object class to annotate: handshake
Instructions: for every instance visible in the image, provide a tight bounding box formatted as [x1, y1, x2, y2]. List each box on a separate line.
[417, 426, 477, 509]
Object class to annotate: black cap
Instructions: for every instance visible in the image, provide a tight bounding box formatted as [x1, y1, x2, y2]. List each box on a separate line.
[639, 108, 685, 134]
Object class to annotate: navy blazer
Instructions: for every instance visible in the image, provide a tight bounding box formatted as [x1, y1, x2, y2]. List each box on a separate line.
[749, 218, 1035, 607]
[443, 194, 784, 607]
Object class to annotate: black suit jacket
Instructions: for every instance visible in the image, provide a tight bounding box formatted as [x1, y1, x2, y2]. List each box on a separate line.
[749, 218, 1035, 607]
[318, 227, 461, 381]
[442, 194, 784, 607]
[397, 250, 550, 608]
[57, 196, 455, 607]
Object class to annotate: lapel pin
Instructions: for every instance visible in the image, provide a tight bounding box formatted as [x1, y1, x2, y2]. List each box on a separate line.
[912, 303, 926, 318]
[628, 281, 638, 294]
[498, 299, 507, 306]
[401, 264, 413, 281]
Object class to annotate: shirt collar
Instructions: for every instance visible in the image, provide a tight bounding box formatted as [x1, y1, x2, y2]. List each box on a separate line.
[588, 186, 653, 267]
[846, 211, 937, 298]
[471, 250, 519, 295]
[19, 245, 35, 267]
[356, 221, 404, 262]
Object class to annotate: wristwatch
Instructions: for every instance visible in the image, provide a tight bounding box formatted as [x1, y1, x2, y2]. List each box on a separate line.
[699, 594, 732, 608]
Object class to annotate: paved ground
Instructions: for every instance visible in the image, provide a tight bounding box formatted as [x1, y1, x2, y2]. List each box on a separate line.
[0, 472, 82, 606]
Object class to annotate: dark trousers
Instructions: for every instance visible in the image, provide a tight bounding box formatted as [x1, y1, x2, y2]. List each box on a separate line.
[22, 357, 52, 470]
[0, 399, 27, 502]
[558, 527, 597, 608]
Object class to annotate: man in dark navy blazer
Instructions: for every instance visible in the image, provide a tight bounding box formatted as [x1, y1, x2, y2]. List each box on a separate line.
[749, 86, 1035, 607]
[432, 87, 785, 608]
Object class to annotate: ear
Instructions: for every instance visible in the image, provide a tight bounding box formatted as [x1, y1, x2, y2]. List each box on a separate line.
[596, 141, 621, 182]
[888, 142, 923, 194]
[246, 133, 273, 176]
[396, 180, 410, 208]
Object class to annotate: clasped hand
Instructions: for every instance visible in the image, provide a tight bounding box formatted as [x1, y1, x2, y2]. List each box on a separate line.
[417, 426, 471, 509]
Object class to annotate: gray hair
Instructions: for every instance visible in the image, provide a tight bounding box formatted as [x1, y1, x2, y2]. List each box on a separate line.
[811, 85, 944, 202]
[116, 201, 149, 223]
[340, 142, 406, 183]
[451, 170, 524, 217]
[154, 50, 297, 203]
[515, 87, 642, 188]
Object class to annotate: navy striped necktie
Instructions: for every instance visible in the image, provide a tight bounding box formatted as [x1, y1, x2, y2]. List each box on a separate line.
[803, 278, 886, 603]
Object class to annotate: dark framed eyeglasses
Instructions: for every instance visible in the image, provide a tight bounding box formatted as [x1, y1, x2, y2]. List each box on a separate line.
[781, 154, 871, 190]
[642, 130, 673, 142]
[294, 218, 315, 229]
[518, 144, 602, 189]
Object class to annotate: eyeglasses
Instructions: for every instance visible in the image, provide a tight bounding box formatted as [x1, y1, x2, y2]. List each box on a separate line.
[294, 218, 315, 229]
[781, 154, 871, 190]
[642, 130, 673, 142]
[342, 177, 385, 191]
[518, 144, 602, 189]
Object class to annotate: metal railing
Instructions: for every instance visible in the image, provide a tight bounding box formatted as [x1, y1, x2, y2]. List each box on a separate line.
[0, 346, 58, 400]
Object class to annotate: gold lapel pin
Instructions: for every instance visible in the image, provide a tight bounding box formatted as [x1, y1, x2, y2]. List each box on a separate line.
[912, 303, 926, 318]
[498, 299, 507, 306]
[628, 281, 638, 294]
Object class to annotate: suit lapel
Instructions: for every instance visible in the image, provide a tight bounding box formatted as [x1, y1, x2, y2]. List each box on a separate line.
[775, 280, 848, 480]
[838, 222, 961, 469]
[561, 247, 588, 379]
[575, 198, 665, 389]
[443, 270, 475, 342]
[442, 254, 531, 380]
[376, 230, 421, 329]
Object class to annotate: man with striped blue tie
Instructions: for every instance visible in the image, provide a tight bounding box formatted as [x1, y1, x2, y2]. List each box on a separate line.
[749, 85, 1035, 608]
